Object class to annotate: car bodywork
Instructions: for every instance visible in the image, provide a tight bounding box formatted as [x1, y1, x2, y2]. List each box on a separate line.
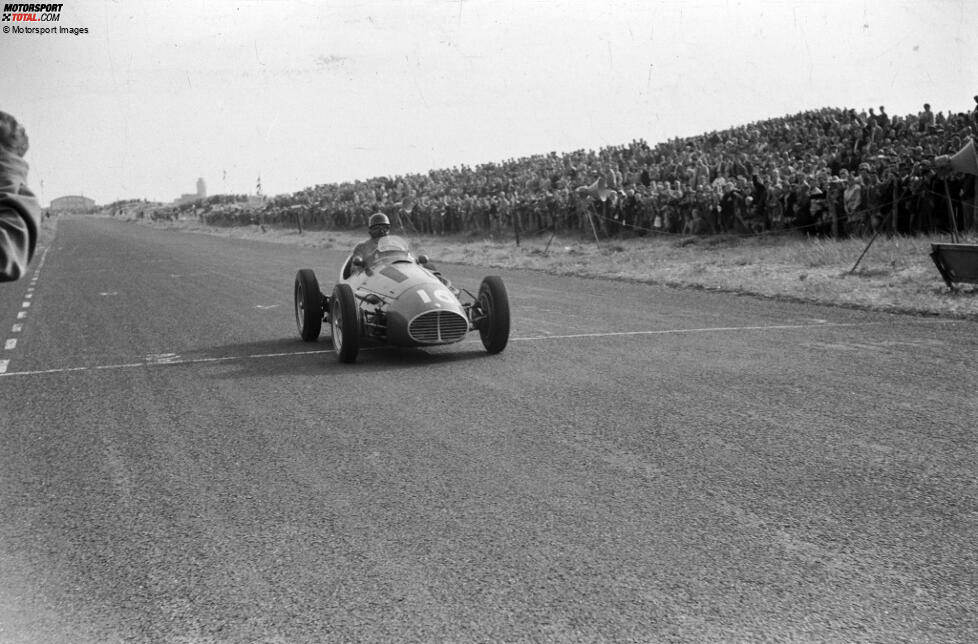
[294, 235, 510, 363]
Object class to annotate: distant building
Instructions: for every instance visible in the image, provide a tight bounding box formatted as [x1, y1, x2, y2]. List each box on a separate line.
[174, 177, 207, 206]
[49, 195, 96, 213]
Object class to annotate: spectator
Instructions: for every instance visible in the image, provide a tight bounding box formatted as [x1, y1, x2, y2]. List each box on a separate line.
[878, 105, 889, 129]
[750, 174, 768, 228]
[843, 171, 862, 233]
[920, 103, 936, 132]
[156, 100, 975, 241]
[0, 110, 41, 282]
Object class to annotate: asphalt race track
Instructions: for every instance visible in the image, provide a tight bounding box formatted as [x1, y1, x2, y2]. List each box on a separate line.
[1, 216, 976, 642]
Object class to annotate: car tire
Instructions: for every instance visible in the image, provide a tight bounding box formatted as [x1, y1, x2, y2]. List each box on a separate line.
[331, 283, 360, 363]
[477, 276, 510, 354]
[294, 269, 322, 341]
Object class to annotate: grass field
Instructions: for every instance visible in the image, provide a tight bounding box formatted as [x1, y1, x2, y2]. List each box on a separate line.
[135, 216, 978, 320]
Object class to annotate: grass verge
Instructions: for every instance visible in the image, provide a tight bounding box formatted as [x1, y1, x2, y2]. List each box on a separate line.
[132, 216, 978, 320]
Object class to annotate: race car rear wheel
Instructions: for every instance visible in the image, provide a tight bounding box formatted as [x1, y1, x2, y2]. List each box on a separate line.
[294, 269, 322, 341]
[330, 283, 360, 363]
[477, 276, 510, 354]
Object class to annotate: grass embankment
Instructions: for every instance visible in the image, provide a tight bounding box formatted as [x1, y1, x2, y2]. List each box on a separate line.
[140, 216, 978, 319]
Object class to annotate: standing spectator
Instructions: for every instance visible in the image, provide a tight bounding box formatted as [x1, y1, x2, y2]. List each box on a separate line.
[789, 181, 814, 232]
[878, 105, 890, 129]
[718, 182, 739, 233]
[907, 167, 931, 233]
[765, 181, 785, 229]
[640, 165, 651, 188]
[824, 175, 845, 237]
[808, 179, 828, 235]
[945, 172, 966, 234]
[731, 153, 750, 179]
[864, 171, 883, 233]
[0, 110, 41, 282]
[961, 171, 976, 232]
[693, 155, 711, 188]
[733, 177, 754, 232]
[750, 174, 768, 228]
[919, 103, 936, 132]
[621, 188, 640, 235]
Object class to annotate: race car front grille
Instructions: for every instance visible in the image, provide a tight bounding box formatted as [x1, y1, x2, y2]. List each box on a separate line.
[409, 310, 469, 344]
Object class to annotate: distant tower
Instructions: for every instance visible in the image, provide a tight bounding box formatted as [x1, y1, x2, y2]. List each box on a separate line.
[196, 177, 207, 199]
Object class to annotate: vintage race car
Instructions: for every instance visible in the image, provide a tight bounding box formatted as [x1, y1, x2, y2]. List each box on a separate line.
[293, 235, 510, 363]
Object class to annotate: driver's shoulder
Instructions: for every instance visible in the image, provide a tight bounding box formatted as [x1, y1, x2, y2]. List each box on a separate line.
[352, 239, 374, 254]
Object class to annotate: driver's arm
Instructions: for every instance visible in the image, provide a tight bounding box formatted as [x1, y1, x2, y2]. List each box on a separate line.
[350, 241, 371, 272]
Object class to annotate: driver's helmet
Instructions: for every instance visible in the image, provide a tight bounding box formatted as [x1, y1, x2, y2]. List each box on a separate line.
[368, 212, 390, 238]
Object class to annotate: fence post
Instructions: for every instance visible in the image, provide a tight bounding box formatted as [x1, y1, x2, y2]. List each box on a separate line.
[944, 180, 959, 243]
[891, 181, 898, 235]
[512, 206, 521, 247]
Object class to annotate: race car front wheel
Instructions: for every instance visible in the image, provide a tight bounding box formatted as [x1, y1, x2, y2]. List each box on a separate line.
[295, 269, 322, 341]
[477, 276, 510, 354]
[330, 283, 360, 363]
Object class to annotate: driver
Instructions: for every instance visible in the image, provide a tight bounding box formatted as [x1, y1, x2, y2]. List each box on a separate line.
[350, 212, 391, 270]
[348, 212, 457, 293]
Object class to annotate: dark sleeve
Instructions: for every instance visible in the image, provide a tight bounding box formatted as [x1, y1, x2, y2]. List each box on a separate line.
[0, 193, 41, 282]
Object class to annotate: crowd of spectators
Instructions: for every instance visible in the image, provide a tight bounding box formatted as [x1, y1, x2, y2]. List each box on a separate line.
[186, 99, 978, 239]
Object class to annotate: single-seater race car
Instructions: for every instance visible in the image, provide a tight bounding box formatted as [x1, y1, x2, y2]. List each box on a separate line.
[294, 235, 510, 363]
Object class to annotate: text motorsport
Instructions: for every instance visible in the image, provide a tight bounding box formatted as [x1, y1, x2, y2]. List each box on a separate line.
[2, 3, 63, 20]
[2, 2, 88, 35]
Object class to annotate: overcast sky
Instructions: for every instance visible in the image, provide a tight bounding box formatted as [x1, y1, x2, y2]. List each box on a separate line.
[3, 0, 976, 206]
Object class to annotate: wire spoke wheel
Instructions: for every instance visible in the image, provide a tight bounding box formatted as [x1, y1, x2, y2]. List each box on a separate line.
[330, 283, 360, 363]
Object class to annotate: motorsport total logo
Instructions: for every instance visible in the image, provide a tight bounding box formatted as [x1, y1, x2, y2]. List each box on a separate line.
[2, 3, 63, 21]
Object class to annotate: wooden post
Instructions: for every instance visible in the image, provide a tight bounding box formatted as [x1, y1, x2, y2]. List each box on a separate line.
[944, 180, 959, 243]
[830, 193, 839, 239]
[891, 181, 898, 235]
[586, 204, 601, 246]
[849, 226, 883, 274]
[544, 217, 557, 254]
[512, 205, 521, 247]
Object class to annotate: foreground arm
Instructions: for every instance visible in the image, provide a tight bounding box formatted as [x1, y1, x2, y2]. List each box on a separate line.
[0, 191, 41, 282]
[0, 110, 40, 282]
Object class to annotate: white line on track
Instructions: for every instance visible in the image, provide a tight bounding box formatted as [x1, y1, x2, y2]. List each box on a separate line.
[0, 321, 889, 379]
[2, 245, 52, 374]
[511, 321, 883, 342]
[0, 349, 335, 378]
